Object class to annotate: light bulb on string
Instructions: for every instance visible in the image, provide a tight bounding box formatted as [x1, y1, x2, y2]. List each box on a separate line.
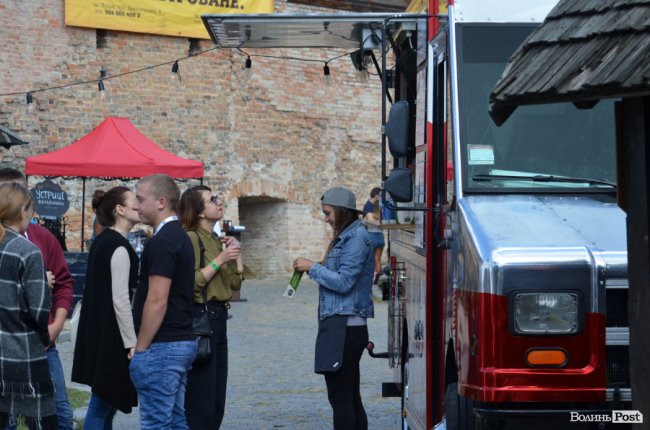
[356, 68, 369, 83]
[323, 63, 331, 85]
[98, 80, 107, 102]
[171, 61, 181, 83]
[26, 92, 35, 113]
[244, 56, 252, 78]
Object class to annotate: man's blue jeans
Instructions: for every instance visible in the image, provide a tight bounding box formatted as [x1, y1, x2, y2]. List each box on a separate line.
[5, 346, 73, 430]
[48, 346, 74, 430]
[84, 394, 117, 430]
[130, 340, 197, 430]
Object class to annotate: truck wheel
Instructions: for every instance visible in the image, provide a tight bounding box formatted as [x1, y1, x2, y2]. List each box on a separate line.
[445, 383, 476, 430]
[400, 325, 410, 430]
[401, 360, 409, 429]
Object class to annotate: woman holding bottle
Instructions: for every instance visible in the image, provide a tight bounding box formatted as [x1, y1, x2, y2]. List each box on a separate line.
[293, 186, 375, 430]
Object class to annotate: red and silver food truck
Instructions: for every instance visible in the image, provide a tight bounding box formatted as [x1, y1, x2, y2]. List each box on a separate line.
[203, 1, 630, 428]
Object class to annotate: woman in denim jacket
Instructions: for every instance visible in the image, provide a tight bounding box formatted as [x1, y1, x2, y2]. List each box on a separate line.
[294, 187, 375, 430]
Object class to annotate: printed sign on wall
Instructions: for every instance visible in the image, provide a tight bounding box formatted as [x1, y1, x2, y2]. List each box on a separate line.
[65, 0, 274, 39]
[30, 179, 70, 219]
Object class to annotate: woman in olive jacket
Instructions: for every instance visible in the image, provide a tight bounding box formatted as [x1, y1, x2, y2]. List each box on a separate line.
[178, 185, 252, 430]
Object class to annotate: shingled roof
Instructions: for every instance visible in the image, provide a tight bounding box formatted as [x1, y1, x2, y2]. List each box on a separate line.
[0, 125, 28, 149]
[489, 0, 650, 125]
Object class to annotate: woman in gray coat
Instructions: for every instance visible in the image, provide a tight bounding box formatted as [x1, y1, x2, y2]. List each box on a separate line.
[0, 182, 56, 429]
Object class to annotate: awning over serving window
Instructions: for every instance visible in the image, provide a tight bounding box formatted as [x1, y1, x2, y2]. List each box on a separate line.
[201, 13, 422, 49]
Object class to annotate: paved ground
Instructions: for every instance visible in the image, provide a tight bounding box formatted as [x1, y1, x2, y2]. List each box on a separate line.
[59, 277, 402, 429]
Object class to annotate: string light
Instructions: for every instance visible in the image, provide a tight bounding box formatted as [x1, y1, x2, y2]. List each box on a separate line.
[357, 67, 369, 83]
[97, 80, 107, 102]
[26, 92, 35, 113]
[2, 46, 376, 107]
[243, 56, 252, 78]
[323, 63, 331, 86]
[171, 61, 181, 82]
[97, 69, 108, 102]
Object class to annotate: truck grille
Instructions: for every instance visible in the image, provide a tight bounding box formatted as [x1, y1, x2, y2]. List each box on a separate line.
[606, 345, 630, 386]
[605, 275, 629, 391]
[606, 288, 628, 328]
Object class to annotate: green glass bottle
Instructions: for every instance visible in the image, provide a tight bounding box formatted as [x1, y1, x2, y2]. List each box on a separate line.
[283, 270, 304, 298]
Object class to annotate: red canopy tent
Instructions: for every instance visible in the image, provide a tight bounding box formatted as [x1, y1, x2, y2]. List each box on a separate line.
[25, 116, 204, 249]
[26, 116, 203, 178]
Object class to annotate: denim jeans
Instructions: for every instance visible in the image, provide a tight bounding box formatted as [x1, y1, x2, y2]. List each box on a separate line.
[83, 394, 117, 430]
[130, 340, 197, 430]
[5, 346, 73, 430]
[48, 346, 74, 430]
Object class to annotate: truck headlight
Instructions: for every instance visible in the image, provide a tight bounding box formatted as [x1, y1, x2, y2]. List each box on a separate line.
[513, 292, 579, 335]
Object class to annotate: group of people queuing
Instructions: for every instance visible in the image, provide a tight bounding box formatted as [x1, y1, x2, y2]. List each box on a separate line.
[0, 170, 248, 430]
[72, 175, 249, 430]
[0, 167, 383, 430]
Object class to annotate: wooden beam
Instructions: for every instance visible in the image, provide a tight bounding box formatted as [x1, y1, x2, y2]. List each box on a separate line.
[620, 96, 650, 427]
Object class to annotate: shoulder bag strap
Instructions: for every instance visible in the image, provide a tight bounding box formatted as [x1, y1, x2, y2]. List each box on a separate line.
[191, 231, 209, 308]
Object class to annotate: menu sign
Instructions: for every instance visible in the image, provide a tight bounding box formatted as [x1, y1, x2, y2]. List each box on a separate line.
[31, 180, 70, 218]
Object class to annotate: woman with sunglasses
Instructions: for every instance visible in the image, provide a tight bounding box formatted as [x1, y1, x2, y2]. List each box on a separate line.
[72, 187, 141, 429]
[0, 182, 57, 429]
[178, 186, 247, 430]
[293, 187, 374, 430]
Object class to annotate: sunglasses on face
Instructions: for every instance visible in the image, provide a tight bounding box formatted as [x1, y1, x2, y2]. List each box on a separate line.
[210, 195, 223, 206]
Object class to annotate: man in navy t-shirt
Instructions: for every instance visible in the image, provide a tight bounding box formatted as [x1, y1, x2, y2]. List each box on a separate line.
[131, 174, 197, 430]
[362, 187, 386, 279]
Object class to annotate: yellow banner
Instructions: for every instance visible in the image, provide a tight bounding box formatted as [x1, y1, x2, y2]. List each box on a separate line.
[407, 0, 448, 14]
[65, 0, 274, 39]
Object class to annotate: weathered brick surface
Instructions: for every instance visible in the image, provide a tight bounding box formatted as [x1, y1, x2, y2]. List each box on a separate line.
[0, 0, 384, 276]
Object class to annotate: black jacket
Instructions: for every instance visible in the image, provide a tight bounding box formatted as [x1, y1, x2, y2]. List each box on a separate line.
[72, 228, 139, 413]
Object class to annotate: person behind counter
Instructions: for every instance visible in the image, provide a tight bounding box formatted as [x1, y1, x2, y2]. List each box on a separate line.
[72, 186, 141, 429]
[293, 187, 374, 430]
[178, 186, 250, 430]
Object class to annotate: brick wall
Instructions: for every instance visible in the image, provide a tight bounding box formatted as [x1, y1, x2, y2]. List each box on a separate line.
[0, 0, 385, 277]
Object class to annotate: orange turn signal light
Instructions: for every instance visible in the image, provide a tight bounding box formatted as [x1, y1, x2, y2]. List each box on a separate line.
[526, 348, 568, 367]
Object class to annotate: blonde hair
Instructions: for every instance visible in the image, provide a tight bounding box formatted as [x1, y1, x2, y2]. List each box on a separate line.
[0, 182, 33, 241]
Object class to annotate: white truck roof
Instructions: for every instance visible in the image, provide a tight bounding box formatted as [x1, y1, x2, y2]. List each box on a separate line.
[452, 0, 559, 24]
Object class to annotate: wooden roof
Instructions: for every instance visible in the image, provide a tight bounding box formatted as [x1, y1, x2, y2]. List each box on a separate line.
[0, 125, 28, 149]
[489, 0, 650, 125]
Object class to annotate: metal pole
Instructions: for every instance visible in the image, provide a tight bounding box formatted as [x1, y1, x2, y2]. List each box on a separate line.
[81, 177, 86, 252]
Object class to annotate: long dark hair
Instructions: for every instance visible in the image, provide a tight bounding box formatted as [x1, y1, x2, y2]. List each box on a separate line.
[325, 206, 359, 256]
[92, 186, 130, 227]
[177, 185, 211, 231]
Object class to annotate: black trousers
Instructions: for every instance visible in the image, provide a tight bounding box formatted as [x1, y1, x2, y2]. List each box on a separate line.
[185, 301, 229, 430]
[324, 325, 369, 430]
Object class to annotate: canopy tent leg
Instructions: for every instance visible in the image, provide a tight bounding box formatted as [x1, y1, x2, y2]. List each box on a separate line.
[81, 177, 86, 251]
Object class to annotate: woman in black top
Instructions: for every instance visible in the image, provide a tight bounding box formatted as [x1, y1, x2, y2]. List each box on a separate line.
[72, 187, 141, 429]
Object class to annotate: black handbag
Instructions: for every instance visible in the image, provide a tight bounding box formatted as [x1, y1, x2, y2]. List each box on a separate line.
[192, 232, 213, 364]
[193, 307, 212, 364]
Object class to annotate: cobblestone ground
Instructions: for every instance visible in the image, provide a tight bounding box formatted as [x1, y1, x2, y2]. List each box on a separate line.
[60, 277, 402, 429]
